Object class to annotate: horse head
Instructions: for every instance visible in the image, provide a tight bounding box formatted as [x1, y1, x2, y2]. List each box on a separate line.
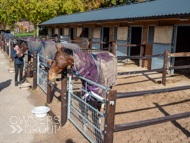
[48, 44, 74, 81]
[17, 39, 28, 54]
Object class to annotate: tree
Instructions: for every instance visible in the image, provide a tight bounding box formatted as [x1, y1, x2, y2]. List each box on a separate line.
[0, 0, 150, 35]
[0, 0, 21, 31]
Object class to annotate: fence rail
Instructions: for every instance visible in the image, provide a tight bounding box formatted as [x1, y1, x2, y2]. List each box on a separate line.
[114, 111, 190, 132]
[116, 85, 190, 99]
[2, 36, 190, 143]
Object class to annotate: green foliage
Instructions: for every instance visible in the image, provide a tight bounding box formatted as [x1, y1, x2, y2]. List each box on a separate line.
[14, 33, 35, 36]
[0, 0, 147, 31]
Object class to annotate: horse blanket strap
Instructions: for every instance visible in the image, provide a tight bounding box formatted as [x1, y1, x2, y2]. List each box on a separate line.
[91, 54, 99, 83]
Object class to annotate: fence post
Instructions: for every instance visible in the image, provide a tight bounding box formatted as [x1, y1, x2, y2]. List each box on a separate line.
[46, 35, 49, 40]
[3, 38, 5, 52]
[0, 36, 2, 50]
[85, 39, 89, 52]
[104, 90, 117, 143]
[111, 41, 116, 56]
[6, 40, 9, 55]
[68, 38, 71, 43]
[26, 54, 31, 77]
[61, 68, 68, 126]
[141, 45, 146, 68]
[47, 70, 52, 104]
[10, 41, 14, 61]
[55, 36, 58, 43]
[33, 51, 37, 89]
[89, 38, 92, 53]
[162, 50, 169, 86]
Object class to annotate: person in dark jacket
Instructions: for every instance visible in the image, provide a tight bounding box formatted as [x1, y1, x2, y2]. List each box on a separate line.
[12, 44, 24, 86]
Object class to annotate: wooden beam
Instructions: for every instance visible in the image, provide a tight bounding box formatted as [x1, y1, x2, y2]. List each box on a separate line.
[32, 51, 37, 89]
[117, 44, 145, 47]
[169, 65, 190, 70]
[162, 50, 168, 86]
[61, 68, 68, 126]
[117, 85, 190, 99]
[47, 70, 52, 104]
[105, 90, 117, 143]
[114, 111, 190, 132]
[169, 52, 190, 57]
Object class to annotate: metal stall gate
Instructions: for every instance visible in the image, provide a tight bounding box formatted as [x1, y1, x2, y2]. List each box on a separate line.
[37, 54, 50, 94]
[68, 71, 109, 143]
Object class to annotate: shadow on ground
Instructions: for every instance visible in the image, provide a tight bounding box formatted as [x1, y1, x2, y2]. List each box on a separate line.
[0, 79, 12, 92]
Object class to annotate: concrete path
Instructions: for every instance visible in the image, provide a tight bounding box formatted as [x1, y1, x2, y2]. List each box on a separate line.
[0, 50, 89, 143]
[0, 51, 53, 143]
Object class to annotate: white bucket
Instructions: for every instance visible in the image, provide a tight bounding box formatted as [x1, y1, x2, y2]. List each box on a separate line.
[20, 83, 31, 90]
[31, 106, 50, 118]
[9, 68, 15, 73]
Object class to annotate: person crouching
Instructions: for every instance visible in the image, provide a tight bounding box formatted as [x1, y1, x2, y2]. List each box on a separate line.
[12, 44, 24, 86]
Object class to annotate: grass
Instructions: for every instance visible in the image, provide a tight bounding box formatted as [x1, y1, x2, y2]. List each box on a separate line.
[14, 33, 35, 36]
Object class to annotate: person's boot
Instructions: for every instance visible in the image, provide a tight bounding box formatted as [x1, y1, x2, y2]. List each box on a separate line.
[18, 79, 25, 84]
[15, 81, 18, 86]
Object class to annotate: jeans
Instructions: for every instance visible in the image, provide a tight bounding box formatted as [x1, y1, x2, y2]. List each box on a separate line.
[14, 64, 24, 82]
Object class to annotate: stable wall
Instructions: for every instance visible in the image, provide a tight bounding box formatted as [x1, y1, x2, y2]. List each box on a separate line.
[44, 18, 190, 69]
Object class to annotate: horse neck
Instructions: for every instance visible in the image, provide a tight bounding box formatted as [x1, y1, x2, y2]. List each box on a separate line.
[72, 49, 91, 71]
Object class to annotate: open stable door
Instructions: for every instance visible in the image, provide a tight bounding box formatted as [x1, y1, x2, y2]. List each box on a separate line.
[151, 26, 173, 69]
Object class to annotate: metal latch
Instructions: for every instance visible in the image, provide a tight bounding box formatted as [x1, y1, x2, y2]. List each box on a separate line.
[110, 101, 114, 106]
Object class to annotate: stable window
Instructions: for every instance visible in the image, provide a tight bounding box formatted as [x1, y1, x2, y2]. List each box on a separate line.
[92, 27, 101, 38]
[148, 26, 155, 44]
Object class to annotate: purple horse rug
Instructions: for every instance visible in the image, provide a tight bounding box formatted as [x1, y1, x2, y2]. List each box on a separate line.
[72, 49, 117, 100]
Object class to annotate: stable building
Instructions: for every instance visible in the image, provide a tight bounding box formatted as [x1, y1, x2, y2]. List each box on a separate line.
[39, 0, 190, 72]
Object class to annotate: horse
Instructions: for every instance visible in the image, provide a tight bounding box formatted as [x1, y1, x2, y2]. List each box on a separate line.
[17, 39, 80, 60]
[48, 44, 117, 110]
[48, 45, 117, 141]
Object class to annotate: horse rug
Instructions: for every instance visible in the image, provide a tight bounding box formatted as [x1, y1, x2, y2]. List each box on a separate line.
[26, 41, 80, 62]
[72, 49, 117, 100]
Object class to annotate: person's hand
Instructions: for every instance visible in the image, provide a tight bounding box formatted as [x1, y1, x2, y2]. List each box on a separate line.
[16, 51, 20, 54]
[21, 53, 23, 57]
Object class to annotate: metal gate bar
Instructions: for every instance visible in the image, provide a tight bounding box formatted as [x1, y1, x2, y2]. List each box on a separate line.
[68, 71, 109, 143]
[37, 54, 50, 94]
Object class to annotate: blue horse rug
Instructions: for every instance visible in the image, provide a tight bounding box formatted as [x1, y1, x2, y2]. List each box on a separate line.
[26, 41, 80, 62]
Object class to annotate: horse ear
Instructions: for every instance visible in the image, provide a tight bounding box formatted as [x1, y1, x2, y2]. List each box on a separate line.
[48, 60, 53, 66]
[60, 43, 64, 48]
[56, 44, 61, 52]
